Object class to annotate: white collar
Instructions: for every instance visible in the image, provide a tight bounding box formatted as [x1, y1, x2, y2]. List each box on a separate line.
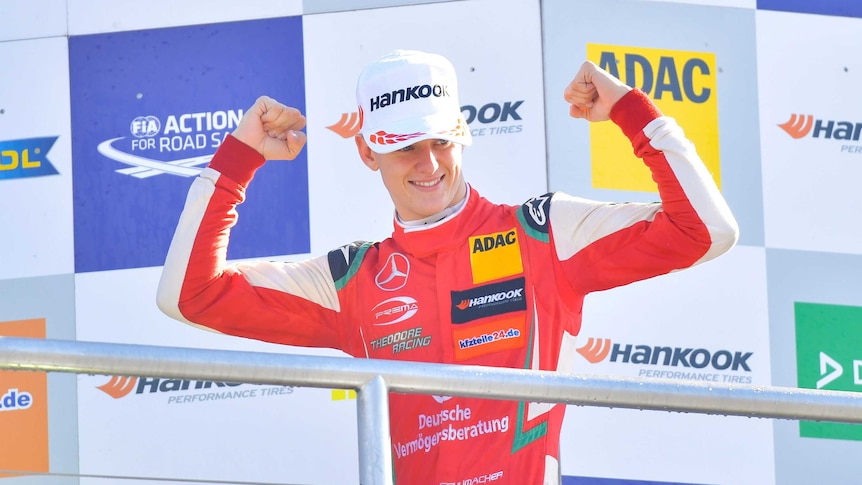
[397, 184, 471, 227]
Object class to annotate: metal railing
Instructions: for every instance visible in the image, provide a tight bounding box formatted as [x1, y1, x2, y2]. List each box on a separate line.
[2, 336, 862, 485]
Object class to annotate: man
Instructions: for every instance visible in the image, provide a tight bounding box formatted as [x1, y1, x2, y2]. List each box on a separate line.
[157, 50, 738, 484]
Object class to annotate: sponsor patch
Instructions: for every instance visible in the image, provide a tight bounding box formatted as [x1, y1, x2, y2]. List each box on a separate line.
[369, 326, 431, 355]
[451, 277, 526, 324]
[468, 228, 523, 284]
[375, 252, 410, 291]
[371, 296, 419, 326]
[452, 315, 526, 361]
[519, 193, 552, 240]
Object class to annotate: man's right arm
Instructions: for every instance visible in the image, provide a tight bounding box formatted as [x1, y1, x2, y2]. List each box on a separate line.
[156, 99, 345, 350]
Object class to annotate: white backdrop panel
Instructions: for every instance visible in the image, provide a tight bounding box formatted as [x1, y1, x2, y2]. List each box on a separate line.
[302, 0, 548, 253]
[66, 0, 303, 35]
[757, 10, 862, 255]
[633, 0, 755, 7]
[0, 37, 74, 281]
[562, 245, 774, 484]
[75, 267, 358, 485]
[0, 0, 67, 41]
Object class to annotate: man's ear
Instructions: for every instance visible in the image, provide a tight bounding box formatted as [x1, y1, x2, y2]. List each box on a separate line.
[355, 135, 379, 171]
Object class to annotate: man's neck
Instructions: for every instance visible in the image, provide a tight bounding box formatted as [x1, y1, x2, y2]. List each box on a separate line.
[398, 184, 470, 227]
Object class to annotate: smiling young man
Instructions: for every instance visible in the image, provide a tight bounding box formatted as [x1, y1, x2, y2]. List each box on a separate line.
[158, 50, 739, 484]
[358, 137, 466, 221]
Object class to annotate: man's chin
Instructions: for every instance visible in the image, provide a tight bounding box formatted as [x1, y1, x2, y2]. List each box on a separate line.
[412, 201, 449, 220]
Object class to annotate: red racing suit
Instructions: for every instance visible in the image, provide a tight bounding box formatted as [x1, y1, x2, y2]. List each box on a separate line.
[157, 90, 738, 485]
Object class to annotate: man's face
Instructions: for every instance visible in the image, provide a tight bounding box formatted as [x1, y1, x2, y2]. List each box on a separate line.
[357, 137, 466, 221]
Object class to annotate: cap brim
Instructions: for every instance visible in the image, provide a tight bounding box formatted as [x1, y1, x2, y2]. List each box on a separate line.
[362, 114, 472, 154]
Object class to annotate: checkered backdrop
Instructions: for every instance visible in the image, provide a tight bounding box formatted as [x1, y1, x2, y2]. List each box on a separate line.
[1, 1, 861, 484]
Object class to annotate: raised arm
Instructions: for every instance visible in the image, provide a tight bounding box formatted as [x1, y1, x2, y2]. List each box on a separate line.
[156, 97, 345, 349]
[550, 61, 739, 292]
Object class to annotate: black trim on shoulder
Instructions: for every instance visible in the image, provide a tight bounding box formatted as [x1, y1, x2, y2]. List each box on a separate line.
[520, 192, 555, 235]
[328, 241, 370, 282]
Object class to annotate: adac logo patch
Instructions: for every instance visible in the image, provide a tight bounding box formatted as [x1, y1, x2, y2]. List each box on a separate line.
[0, 137, 59, 180]
[451, 277, 526, 324]
[452, 315, 526, 361]
[468, 228, 523, 284]
[587, 43, 721, 192]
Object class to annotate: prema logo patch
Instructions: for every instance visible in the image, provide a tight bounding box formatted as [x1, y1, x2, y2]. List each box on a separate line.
[371, 296, 419, 326]
[795, 302, 862, 441]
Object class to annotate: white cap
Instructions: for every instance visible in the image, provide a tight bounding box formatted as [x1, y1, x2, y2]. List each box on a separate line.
[356, 49, 472, 154]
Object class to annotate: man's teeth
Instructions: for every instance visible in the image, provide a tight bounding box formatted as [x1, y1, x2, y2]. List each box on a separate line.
[414, 178, 440, 187]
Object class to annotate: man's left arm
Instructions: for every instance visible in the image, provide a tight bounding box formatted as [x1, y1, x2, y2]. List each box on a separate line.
[551, 62, 739, 293]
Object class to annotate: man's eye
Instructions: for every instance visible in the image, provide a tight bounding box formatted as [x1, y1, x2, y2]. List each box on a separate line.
[435, 139, 451, 146]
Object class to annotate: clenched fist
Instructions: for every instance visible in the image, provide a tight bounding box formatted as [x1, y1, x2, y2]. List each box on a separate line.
[564, 61, 632, 122]
[231, 95, 307, 160]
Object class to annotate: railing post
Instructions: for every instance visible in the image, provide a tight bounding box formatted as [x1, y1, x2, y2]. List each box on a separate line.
[356, 375, 393, 485]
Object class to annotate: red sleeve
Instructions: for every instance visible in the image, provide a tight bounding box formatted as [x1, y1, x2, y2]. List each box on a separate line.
[157, 135, 345, 350]
[552, 89, 738, 292]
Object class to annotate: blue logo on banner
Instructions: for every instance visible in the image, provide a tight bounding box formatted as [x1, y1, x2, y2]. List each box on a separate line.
[0, 137, 59, 180]
[757, 0, 862, 18]
[69, 16, 309, 273]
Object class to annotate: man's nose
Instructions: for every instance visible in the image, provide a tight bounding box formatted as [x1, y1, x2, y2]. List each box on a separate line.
[414, 146, 439, 173]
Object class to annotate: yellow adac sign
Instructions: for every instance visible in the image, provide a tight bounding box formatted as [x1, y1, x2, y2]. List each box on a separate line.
[469, 229, 524, 284]
[587, 44, 721, 192]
